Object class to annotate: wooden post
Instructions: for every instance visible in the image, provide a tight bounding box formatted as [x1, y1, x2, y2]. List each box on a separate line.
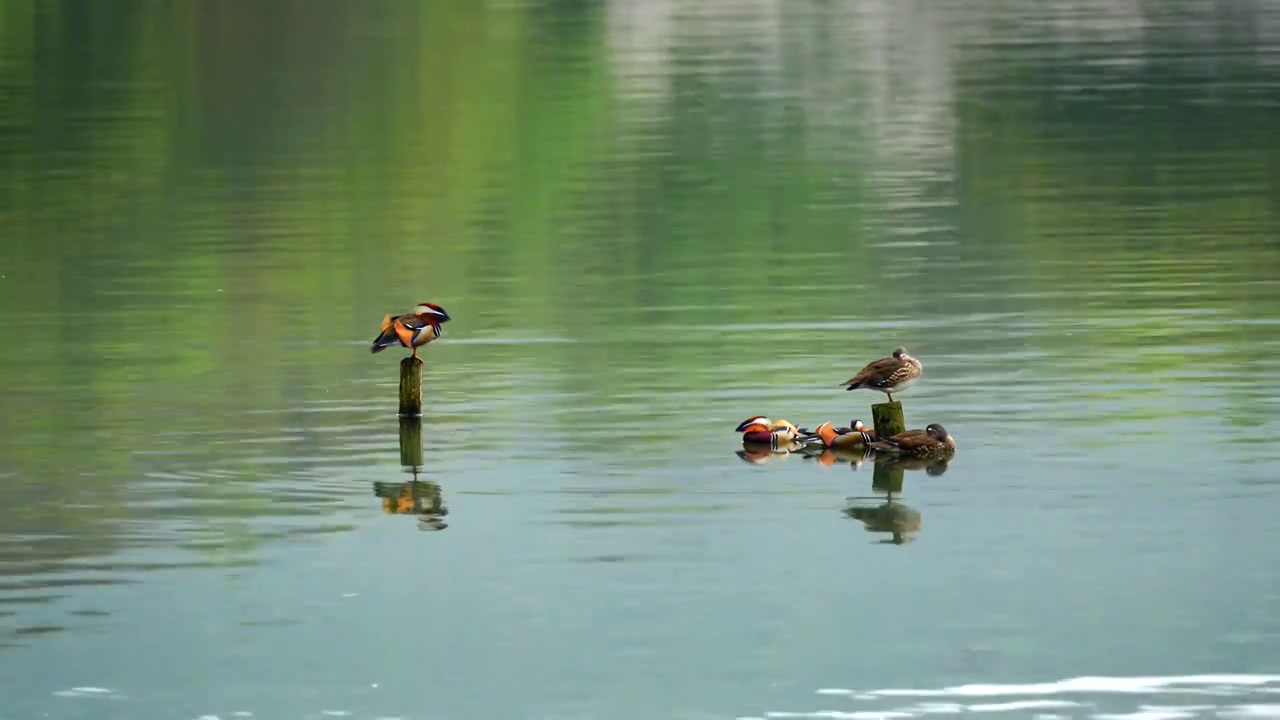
[871, 400, 906, 439]
[398, 416, 423, 468]
[399, 357, 423, 417]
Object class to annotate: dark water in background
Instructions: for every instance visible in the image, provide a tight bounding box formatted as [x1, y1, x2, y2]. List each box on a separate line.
[2, 1, 1280, 718]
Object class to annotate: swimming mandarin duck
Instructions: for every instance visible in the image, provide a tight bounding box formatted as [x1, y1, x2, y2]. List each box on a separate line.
[812, 419, 877, 449]
[369, 302, 452, 360]
[868, 423, 956, 458]
[735, 416, 804, 448]
[839, 346, 923, 403]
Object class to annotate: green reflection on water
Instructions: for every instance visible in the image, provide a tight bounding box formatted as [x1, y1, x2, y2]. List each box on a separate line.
[1, 2, 1279, 714]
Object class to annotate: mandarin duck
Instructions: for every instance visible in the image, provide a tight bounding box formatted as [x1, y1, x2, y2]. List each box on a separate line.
[812, 419, 877, 450]
[734, 416, 805, 449]
[868, 423, 956, 458]
[838, 346, 922, 403]
[370, 302, 451, 361]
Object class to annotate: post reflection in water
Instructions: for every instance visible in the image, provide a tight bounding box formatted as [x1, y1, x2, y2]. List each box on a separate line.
[843, 453, 949, 546]
[731, 442, 945, 545]
[370, 418, 449, 532]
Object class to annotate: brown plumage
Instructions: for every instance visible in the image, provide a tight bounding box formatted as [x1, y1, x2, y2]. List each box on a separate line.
[868, 423, 956, 458]
[839, 346, 922, 402]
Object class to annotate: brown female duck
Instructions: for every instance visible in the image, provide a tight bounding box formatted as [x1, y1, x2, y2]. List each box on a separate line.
[868, 423, 956, 458]
[838, 346, 922, 403]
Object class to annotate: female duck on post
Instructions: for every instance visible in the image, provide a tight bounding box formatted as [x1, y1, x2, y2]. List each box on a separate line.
[838, 346, 922, 403]
[370, 302, 452, 361]
[868, 423, 956, 458]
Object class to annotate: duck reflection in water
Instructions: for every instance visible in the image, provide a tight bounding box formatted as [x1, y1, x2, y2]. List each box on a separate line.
[372, 476, 448, 531]
[874, 453, 951, 477]
[735, 442, 806, 465]
[845, 499, 922, 545]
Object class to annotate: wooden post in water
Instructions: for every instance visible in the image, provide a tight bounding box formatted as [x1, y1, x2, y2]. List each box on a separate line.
[398, 417, 423, 468]
[399, 357, 423, 417]
[871, 400, 906, 440]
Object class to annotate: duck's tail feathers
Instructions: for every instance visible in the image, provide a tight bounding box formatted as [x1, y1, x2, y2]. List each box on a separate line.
[796, 429, 824, 446]
[370, 327, 401, 353]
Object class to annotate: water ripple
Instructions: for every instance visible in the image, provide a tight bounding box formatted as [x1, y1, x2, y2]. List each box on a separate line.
[761, 676, 1280, 719]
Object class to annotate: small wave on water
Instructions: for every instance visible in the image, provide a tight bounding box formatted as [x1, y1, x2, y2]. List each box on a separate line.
[742, 675, 1280, 719]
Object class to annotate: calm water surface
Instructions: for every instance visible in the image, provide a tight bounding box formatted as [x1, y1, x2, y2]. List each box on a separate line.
[2, 1, 1280, 719]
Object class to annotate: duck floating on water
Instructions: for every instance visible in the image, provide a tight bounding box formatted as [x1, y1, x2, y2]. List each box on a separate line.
[839, 346, 922, 403]
[370, 302, 452, 361]
[811, 419, 877, 450]
[868, 423, 955, 458]
[734, 416, 805, 449]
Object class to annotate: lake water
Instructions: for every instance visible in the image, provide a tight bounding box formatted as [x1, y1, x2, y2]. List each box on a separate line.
[2, 1, 1280, 719]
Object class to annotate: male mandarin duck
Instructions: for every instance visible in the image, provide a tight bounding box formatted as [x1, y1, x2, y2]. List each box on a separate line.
[734, 416, 804, 449]
[812, 419, 877, 450]
[369, 302, 452, 360]
[868, 423, 956, 458]
[839, 346, 923, 403]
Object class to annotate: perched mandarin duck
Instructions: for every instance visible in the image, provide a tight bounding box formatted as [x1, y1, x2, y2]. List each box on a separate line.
[812, 419, 877, 450]
[868, 423, 956, 458]
[839, 346, 923, 403]
[734, 416, 804, 449]
[369, 302, 452, 361]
